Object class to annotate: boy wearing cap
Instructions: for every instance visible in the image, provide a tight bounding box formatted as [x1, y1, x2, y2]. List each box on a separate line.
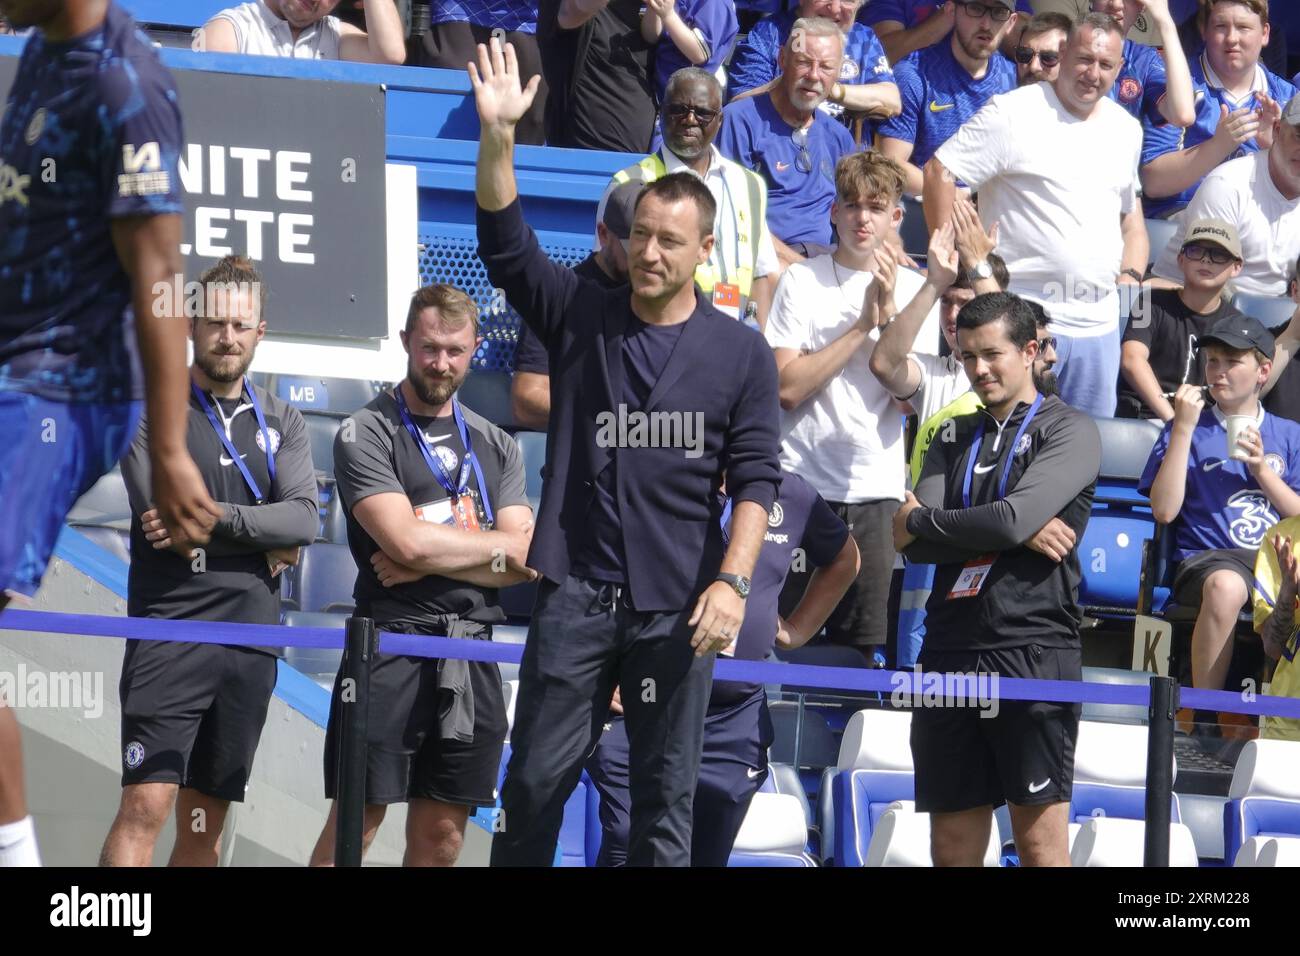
[1141, 315, 1300, 694]
[1118, 218, 1245, 422]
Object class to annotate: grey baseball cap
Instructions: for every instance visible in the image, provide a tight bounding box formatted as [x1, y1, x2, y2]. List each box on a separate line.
[601, 181, 643, 241]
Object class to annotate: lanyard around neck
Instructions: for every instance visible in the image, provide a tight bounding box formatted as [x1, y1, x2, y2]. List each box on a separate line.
[192, 377, 276, 502]
[961, 394, 1043, 510]
[394, 385, 495, 525]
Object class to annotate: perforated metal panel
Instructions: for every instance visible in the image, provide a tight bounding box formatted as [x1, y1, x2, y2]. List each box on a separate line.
[417, 232, 590, 372]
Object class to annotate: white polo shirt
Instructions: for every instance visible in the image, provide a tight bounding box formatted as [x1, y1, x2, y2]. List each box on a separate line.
[208, 0, 343, 59]
[1153, 150, 1300, 298]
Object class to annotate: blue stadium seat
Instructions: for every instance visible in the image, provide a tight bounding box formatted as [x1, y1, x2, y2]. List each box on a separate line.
[1070, 721, 1181, 850]
[458, 370, 516, 429]
[727, 793, 819, 867]
[1231, 292, 1295, 330]
[513, 430, 547, 508]
[302, 412, 343, 481]
[280, 611, 348, 682]
[293, 542, 358, 614]
[265, 375, 380, 416]
[1223, 739, 1300, 865]
[826, 708, 916, 867]
[489, 744, 602, 866]
[1081, 417, 1162, 618]
[759, 761, 819, 857]
[1145, 218, 1180, 266]
[319, 486, 348, 544]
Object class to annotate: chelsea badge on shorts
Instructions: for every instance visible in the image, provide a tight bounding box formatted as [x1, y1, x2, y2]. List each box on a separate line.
[124, 740, 146, 769]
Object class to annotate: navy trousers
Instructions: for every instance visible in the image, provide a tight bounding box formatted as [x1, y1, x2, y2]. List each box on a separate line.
[490, 574, 715, 867]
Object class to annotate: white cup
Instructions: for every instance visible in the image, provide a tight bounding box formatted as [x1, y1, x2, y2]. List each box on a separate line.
[1226, 415, 1255, 461]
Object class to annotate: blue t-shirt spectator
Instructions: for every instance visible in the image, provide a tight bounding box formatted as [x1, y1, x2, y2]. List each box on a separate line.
[1110, 37, 1170, 125]
[859, 0, 1029, 32]
[651, 0, 738, 103]
[729, 13, 895, 138]
[1141, 54, 1297, 219]
[430, 0, 538, 34]
[876, 40, 1016, 173]
[716, 93, 856, 247]
[1138, 407, 1300, 563]
[0, 1, 184, 405]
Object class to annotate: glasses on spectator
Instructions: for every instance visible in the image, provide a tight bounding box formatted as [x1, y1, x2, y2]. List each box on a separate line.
[1014, 46, 1060, 67]
[957, 1, 1012, 23]
[1181, 243, 1236, 265]
[1038, 336, 1057, 352]
[665, 103, 719, 125]
[791, 127, 813, 174]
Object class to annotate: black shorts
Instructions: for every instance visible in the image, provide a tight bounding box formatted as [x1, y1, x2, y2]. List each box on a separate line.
[1172, 548, 1255, 608]
[119, 640, 278, 802]
[322, 636, 507, 809]
[911, 644, 1081, 813]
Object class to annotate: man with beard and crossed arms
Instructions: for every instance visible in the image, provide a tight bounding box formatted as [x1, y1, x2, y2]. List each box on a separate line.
[309, 284, 537, 867]
[102, 256, 318, 866]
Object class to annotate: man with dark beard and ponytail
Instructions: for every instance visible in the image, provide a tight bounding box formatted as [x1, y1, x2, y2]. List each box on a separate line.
[309, 283, 538, 867]
[102, 255, 319, 866]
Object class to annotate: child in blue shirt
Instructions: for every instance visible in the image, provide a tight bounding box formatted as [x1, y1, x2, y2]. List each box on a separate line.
[1140, 316, 1300, 694]
[643, 0, 738, 103]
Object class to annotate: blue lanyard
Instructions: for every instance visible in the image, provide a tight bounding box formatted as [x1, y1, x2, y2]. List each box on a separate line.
[394, 386, 495, 525]
[961, 394, 1043, 510]
[192, 377, 276, 503]
[720, 496, 733, 547]
[715, 173, 743, 288]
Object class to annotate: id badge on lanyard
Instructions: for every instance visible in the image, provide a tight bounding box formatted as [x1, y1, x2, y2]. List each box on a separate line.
[946, 395, 1043, 600]
[394, 387, 495, 530]
[193, 377, 277, 503]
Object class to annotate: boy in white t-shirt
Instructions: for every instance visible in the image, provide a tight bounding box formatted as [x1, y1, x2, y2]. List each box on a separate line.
[922, 13, 1148, 418]
[765, 149, 914, 660]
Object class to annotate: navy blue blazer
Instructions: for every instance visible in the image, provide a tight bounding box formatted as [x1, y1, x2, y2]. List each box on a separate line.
[478, 200, 782, 612]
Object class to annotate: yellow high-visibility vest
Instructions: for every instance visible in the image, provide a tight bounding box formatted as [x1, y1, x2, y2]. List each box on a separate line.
[610, 151, 768, 309]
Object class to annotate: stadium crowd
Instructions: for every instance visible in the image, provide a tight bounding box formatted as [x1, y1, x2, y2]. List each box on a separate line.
[2, 0, 1300, 868]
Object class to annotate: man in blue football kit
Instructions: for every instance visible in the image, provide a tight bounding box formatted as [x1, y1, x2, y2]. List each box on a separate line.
[0, 0, 220, 867]
[861, 0, 1030, 65]
[585, 472, 857, 866]
[1090, 0, 1195, 130]
[1141, 316, 1300, 694]
[875, 0, 1018, 196]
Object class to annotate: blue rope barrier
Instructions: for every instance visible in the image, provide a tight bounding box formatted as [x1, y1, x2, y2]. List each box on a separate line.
[6, 607, 1300, 720]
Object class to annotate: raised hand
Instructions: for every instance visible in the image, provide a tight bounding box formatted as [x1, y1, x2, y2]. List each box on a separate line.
[1213, 103, 1262, 152]
[467, 36, 541, 131]
[1256, 94, 1281, 150]
[926, 221, 960, 291]
[951, 197, 997, 272]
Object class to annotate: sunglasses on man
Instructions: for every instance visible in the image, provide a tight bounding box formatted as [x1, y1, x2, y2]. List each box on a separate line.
[1014, 46, 1060, 68]
[664, 103, 720, 125]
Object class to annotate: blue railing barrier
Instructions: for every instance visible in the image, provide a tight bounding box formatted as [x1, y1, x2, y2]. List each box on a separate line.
[4, 607, 1297, 866]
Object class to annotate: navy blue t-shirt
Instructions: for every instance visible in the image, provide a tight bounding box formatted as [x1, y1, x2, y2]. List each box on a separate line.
[0, 1, 184, 404]
[716, 94, 856, 247]
[712, 471, 848, 707]
[573, 313, 687, 584]
[1138, 407, 1300, 563]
